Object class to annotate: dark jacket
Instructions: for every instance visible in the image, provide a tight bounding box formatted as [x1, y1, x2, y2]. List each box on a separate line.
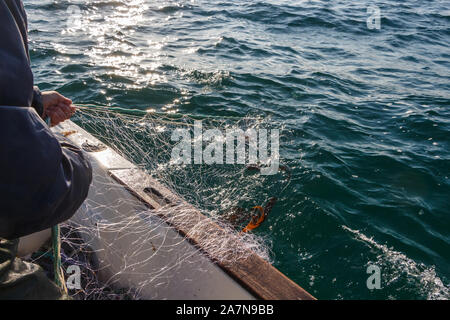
[0, 0, 92, 240]
[0, 0, 43, 115]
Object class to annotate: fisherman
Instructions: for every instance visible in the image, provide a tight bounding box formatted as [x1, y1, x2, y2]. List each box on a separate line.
[0, 0, 92, 299]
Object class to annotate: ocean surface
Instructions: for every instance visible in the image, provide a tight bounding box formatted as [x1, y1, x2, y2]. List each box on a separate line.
[25, 0, 449, 299]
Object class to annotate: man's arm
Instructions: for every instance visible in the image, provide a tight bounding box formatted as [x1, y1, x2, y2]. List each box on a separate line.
[0, 1, 92, 240]
[0, 1, 73, 122]
[0, 106, 92, 240]
[0, 0, 34, 108]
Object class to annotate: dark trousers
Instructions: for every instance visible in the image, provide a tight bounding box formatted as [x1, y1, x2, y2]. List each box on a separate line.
[0, 238, 67, 300]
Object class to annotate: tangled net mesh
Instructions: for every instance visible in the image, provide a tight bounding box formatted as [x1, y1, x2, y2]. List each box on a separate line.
[28, 105, 290, 300]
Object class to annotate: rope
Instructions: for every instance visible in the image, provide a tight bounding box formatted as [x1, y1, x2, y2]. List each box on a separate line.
[46, 117, 67, 294]
[52, 225, 67, 293]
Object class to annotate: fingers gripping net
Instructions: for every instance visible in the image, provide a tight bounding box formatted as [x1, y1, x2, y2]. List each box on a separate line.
[32, 106, 290, 299]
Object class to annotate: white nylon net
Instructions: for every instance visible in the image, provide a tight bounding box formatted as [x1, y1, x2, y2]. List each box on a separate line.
[28, 106, 290, 299]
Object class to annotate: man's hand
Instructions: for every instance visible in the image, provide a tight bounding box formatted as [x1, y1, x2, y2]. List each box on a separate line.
[41, 91, 76, 126]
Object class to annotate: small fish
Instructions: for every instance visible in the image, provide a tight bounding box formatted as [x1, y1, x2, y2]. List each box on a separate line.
[245, 164, 261, 172]
[241, 198, 277, 233]
[242, 206, 265, 233]
[62, 130, 77, 137]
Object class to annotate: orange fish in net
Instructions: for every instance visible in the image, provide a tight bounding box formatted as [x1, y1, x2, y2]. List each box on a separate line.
[242, 206, 266, 233]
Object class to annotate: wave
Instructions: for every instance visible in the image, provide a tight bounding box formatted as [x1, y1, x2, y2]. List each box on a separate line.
[343, 226, 450, 300]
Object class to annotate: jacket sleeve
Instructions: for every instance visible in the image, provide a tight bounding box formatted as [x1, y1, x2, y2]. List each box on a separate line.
[0, 106, 93, 240]
[0, 1, 45, 117]
[0, 0, 34, 109]
[31, 86, 45, 117]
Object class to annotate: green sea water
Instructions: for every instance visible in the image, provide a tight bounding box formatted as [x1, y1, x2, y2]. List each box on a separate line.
[26, 0, 449, 299]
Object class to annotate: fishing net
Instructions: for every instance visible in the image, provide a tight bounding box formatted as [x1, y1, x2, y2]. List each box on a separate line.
[27, 105, 290, 299]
